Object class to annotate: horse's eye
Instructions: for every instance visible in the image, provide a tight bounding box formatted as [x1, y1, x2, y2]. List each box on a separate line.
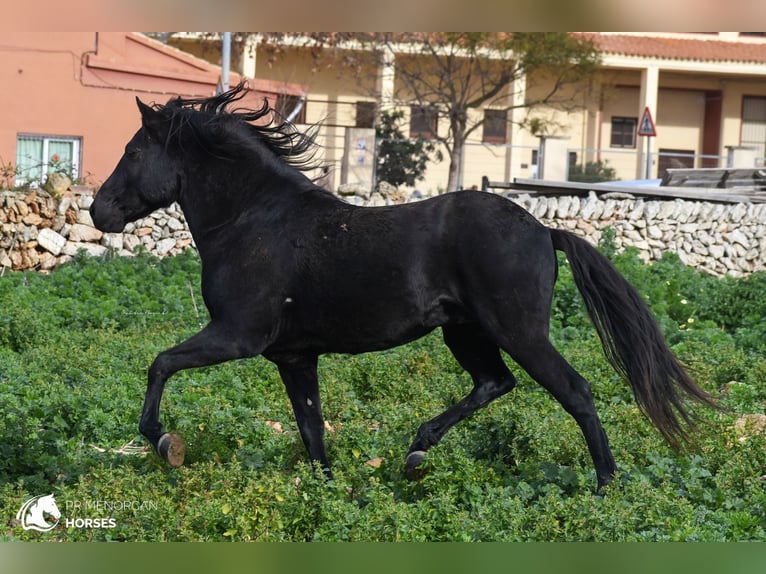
[125, 147, 141, 160]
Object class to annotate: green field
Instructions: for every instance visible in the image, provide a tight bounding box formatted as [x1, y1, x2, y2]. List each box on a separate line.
[1, 243, 765, 541]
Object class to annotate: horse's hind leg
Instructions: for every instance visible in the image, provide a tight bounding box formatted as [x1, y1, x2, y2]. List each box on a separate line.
[405, 323, 517, 479]
[501, 333, 617, 491]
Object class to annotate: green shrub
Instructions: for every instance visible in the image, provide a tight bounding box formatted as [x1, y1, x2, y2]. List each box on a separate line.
[1, 250, 765, 541]
[568, 160, 617, 183]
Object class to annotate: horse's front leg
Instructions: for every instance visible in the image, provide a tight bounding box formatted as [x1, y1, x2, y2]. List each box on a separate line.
[272, 354, 331, 477]
[140, 321, 262, 467]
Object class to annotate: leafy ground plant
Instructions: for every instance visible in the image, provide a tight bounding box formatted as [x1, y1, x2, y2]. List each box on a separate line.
[1, 249, 764, 541]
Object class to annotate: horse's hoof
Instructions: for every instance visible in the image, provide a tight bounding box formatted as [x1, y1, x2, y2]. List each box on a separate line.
[157, 432, 186, 468]
[405, 450, 428, 481]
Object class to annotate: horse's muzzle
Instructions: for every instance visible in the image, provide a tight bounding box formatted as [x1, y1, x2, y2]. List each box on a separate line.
[90, 198, 126, 233]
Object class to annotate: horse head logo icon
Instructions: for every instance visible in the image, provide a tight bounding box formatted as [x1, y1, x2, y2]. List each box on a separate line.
[16, 494, 61, 532]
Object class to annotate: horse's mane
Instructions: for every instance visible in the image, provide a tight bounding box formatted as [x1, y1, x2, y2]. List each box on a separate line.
[152, 82, 320, 171]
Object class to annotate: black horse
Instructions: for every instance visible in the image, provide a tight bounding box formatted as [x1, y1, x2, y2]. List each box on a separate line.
[91, 84, 716, 491]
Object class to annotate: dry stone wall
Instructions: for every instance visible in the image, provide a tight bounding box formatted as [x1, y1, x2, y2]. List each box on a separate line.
[1, 187, 764, 277]
[0, 188, 193, 272]
[508, 192, 766, 277]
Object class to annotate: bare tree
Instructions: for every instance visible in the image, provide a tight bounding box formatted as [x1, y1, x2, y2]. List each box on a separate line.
[369, 33, 601, 191]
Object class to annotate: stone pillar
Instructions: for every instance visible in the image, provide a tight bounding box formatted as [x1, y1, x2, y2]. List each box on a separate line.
[537, 136, 570, 181]
[726, 146, 758, 168]
[341, 128, 376, 190]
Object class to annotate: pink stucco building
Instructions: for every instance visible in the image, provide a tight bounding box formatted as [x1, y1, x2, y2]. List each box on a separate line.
[0, 32, 303, 188]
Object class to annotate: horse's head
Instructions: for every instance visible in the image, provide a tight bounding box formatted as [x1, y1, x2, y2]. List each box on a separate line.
[91, 98, 185, 233]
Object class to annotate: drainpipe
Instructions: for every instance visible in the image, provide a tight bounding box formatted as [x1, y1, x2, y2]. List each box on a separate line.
[221, 32, 231, 92]
[286, 92, 307, 123]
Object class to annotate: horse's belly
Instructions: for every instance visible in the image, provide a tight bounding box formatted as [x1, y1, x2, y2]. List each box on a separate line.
[272, 294, 462, 355]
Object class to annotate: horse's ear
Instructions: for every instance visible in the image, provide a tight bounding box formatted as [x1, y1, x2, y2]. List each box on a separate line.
[136, 97, 165, 140]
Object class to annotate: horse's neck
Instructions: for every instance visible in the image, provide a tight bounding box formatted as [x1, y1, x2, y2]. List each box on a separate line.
[178, 164, 333, 244]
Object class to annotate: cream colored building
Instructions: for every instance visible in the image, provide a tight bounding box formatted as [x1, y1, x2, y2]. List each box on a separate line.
[167, 32, 766, 195]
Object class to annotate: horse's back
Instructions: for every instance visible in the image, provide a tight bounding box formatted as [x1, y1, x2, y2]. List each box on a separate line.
[359, 190, 550, 253]
[330, 190, 554, 288]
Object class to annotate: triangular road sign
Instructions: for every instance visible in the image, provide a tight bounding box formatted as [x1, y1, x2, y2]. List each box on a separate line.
[638, 106, 656, 137]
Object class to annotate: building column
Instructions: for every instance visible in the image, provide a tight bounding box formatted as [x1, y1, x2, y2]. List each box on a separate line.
[237, 34, 258, 79]
[637, 65, 659, 178]
[506, 72, 527, 181]
[583, 78, 601, 166]
[377, 45, 396, 112]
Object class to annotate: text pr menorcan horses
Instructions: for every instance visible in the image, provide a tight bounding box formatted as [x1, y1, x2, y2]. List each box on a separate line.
[90, 85, 716, 491]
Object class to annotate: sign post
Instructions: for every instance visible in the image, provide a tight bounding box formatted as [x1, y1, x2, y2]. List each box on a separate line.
[638, 106, 657, 179]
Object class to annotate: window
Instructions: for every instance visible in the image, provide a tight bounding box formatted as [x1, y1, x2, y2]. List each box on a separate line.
[741, 96, 766, 157]
[409, 105, 438, 139]
[482, 109, 507, 144]
[16, 135, 81, 186]
[610, 117, 637, 148]
[275, 94, 306, 124]
[355, 101, 376, 129]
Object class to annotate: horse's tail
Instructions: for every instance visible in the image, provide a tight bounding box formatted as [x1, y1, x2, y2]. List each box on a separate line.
[549, 228, 718, 447]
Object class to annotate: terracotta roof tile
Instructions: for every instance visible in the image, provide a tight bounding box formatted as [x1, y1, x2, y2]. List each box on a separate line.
[579, 33, 766, 64]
